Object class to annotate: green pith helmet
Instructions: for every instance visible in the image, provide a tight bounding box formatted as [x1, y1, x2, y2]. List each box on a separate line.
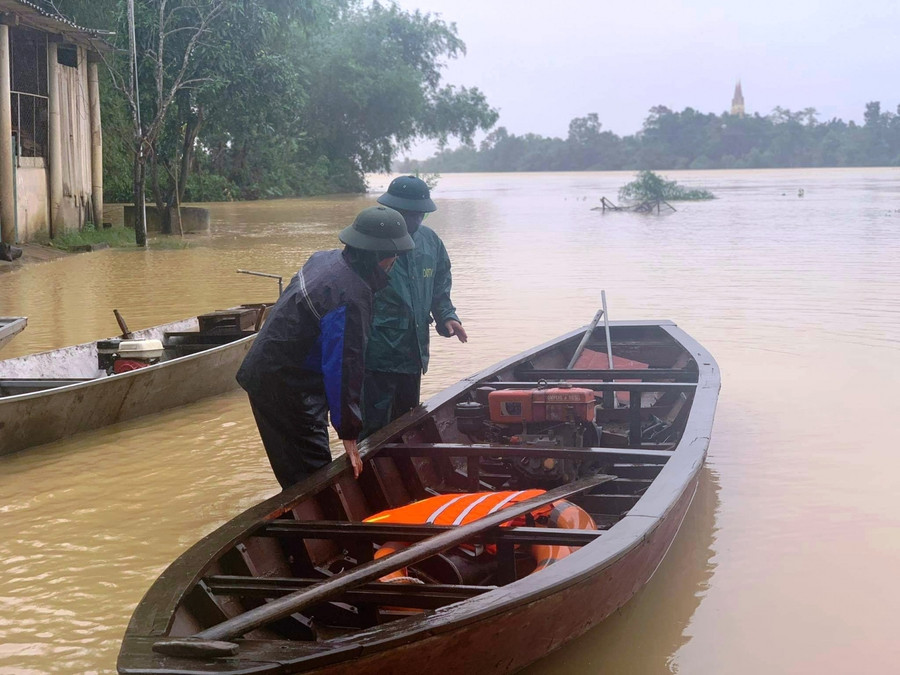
[339, 206, 415, 253]
[376, 175, 437, 213]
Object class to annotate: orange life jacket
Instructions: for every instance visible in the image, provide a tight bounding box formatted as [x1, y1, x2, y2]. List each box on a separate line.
[363, 489, 548, 528]
[365, 491, 596, 585]
[366, 490, 547, 585]
[530, 499, 597, 571]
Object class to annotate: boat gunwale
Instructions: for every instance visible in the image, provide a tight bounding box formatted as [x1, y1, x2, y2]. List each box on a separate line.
[118, 319, 720, 670]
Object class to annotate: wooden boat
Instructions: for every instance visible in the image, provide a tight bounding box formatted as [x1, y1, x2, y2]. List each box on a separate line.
[0, 305, 269, 456]
[0, 316, 26, 351]
[117, 318, 719, 674]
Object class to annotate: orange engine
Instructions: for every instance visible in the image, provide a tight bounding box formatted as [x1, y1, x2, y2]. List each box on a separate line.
[488, 387, 595, 424]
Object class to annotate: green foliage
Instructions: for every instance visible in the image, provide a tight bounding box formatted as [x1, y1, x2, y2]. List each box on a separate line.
[618, 171, 714, 202]
[37, 226, 137, 250]
[53, 0, 497, 207]
[183, 172, 238, 202]
[413, 169, 441, 190]
[298, 3, 497, 178]
[399, 101, 900, 173]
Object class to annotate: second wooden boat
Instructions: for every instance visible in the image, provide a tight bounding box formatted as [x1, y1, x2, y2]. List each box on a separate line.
[0, 305, 269, 456]
[118, 318, 719, 674]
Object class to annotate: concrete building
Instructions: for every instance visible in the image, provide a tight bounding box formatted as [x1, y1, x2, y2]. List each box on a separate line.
[0, 0, 111, 246]
[731, 81, 745, 118]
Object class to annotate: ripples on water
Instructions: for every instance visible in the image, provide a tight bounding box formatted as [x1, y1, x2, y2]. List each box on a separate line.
[1, 169, 898, 673]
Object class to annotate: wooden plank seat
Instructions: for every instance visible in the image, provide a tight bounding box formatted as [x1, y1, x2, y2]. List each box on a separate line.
[512, 367, 698, 382]
[204, 575, 496, 610]
[485, 381, 698, 392]
[590, 478, 652, 495]
[377, 443, 675, 464]
[0, 378, 94, 396]
[580, 493, 641, 515]
[604, 463, 665, 479]
[258, 520, 604, 547]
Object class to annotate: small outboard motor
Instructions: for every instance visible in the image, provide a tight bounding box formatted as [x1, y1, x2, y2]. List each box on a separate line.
[97, 339, 122, 374]
[113, 339, 165, 373]
[97, 339, 164, 375]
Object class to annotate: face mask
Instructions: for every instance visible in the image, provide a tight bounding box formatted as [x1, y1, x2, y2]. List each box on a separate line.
[378, 255, 398, 273]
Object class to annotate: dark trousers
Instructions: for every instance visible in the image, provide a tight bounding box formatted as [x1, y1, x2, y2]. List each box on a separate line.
[360, 371, 421, 440]
[248, 393, 333, 489]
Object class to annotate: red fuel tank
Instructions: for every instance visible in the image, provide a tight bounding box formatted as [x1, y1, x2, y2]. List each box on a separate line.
[113, 359, 152, 373]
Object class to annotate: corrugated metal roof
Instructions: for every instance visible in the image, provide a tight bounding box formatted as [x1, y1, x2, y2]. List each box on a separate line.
[0, 0, 115, 50]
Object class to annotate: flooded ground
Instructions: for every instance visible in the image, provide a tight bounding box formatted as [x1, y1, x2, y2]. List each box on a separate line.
[1, 168, 898, 673]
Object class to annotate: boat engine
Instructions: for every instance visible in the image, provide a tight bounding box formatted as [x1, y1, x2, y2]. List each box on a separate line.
[455, 385, 602, 484]
[98, 339, 165, 375]
[97, 339, 121, 374]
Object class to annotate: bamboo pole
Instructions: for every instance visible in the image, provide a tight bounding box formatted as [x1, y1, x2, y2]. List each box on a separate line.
[88, 53, 103, 227]
[47, 40, 62, 236]
[0, 24, 14, 244]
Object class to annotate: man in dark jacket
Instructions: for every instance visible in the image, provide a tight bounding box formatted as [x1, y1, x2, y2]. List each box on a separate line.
[361, 176, 467, 439]
[237, 206, 414, 488]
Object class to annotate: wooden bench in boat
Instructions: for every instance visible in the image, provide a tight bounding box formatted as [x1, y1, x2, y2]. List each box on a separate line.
[513, 366, 698, 381]
[258, 520, 603, 547]
[203, 575, 497, 610]
[378, 443, 675, 463]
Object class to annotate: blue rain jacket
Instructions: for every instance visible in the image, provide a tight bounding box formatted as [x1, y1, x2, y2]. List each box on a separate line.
[237, 249, 385, 440]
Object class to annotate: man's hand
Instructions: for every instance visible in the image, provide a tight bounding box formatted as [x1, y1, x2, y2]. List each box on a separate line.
[445, 319, 468, 343]
[343, 439, 363, 478]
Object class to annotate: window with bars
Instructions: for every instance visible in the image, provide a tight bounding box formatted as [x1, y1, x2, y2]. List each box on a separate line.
[10, 27, 49, 160]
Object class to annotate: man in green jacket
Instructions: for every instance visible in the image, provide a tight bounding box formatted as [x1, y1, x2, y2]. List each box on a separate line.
[361, 175, 467, 439]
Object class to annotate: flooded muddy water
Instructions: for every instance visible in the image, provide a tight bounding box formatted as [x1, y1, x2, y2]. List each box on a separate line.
[1, 168, 899, 673]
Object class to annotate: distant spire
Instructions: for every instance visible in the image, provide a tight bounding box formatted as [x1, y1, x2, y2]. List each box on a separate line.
[731, 80, 745, 117]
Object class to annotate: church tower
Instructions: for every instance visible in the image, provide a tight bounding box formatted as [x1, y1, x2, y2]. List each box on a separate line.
[731, 81, 745, 117]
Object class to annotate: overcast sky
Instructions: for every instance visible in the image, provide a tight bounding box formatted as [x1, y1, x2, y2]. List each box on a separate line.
[391, 0, 900, 158]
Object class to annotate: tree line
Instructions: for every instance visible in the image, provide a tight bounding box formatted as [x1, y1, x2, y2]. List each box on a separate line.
[51, 0, 497, 236]
[398, 103, 900, 173]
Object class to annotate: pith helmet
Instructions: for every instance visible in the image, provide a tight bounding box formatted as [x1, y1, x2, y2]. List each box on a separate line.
[376, 175, 437, 213]
[339, 206, 415, 253]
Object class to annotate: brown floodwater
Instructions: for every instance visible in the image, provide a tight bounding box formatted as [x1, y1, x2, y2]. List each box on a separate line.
[1, 169, 898, 674]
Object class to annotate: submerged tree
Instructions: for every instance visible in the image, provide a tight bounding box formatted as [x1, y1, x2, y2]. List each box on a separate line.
[618, 171, 714, 202]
